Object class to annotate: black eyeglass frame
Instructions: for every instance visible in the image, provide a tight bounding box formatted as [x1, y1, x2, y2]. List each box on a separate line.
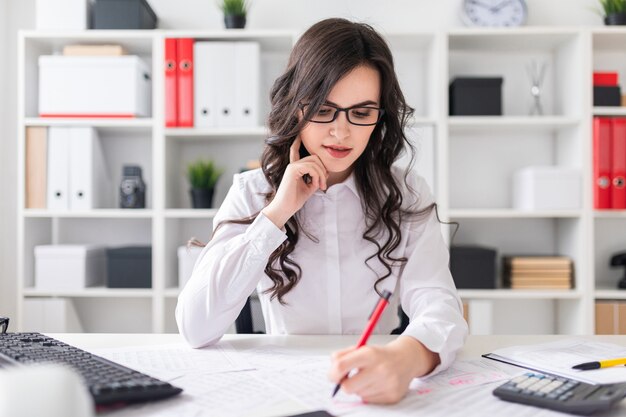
[299, 103, 385, 126]
[0, 317, 9, 334]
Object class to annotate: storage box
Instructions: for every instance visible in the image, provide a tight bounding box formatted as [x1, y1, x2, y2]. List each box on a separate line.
[450, 246, 497, 289]
[39, 55, 151, 117]
[106, 246, 151, 288]
[449, 77, 503, 116]
[35, 245, 106, 290]
[93, 0, 157, 29]
[593, 72, 619, 86]
[178, 245, 203, 289]
[594, 85, 621, 107]
[513, 166, 581, 210]
[36, 0, 89, 30]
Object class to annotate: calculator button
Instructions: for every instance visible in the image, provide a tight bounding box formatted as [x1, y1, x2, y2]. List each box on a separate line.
[500, 383, 521, 393]
[563, 382, 577, 390]
[511, 375, 529, 384]
[519, 377, 541, 389]
[540, 381, 562, 393]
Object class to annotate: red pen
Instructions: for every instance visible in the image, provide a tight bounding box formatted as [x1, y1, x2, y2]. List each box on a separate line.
[331, 289, 393, 397]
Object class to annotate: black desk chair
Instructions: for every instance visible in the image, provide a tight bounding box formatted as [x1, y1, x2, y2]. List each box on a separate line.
[234, 297, 255, 334]
[235, 299, 410, 335]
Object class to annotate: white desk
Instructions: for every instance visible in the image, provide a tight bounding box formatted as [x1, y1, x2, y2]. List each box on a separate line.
[51, 334, 626, 417]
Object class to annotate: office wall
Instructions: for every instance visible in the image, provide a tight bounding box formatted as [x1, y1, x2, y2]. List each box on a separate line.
[0, 0, 605, 324]
[148, 0, 603, 30]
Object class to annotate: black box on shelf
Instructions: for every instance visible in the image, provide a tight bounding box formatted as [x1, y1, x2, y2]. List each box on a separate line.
[106, 246, 152, 288]
[449, 77, 503, 116]
[593, 86, 621, 107]
[450, 245, 497, 289]
[93, 0, 157, 30]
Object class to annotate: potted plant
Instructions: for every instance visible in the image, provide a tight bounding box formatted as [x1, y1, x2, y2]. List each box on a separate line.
[187, 159, 223, 208]
[219, 0, 249, 29]
[599, 0, 626, 25]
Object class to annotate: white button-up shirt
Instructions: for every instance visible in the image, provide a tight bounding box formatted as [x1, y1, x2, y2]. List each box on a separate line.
[176, 167, 468, 375]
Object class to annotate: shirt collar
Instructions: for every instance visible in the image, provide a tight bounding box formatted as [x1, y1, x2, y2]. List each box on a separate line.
[343, 171, 359, 196]
[317, 171, 359, 197]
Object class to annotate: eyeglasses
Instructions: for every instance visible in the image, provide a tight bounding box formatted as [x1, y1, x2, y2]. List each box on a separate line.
[0, 317, 9, 334]
[299, 103, 385, 126]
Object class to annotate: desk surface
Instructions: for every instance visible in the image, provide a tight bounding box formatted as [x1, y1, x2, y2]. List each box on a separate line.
[50, 334, 626, 417]
[54, 333, 626, 358]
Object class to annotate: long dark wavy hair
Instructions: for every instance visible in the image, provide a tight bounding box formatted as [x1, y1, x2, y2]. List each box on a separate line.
[201, 18, 446, 304]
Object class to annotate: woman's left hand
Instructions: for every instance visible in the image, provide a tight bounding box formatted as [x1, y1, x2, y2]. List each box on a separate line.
[328, 336, 440, 404]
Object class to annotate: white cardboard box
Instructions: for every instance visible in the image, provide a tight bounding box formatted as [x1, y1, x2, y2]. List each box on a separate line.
[178, 246, 203, 289]
[35, 244, 106, 290]
[513, 166, 581, 210]
[36, 0, 90, 30]
[39, 55, 151, 117]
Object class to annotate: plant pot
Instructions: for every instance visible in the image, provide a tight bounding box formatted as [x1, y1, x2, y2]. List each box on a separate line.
[190, 188, 215, 209]
[224, 14, 246, 29]
[604, 13, 626, 25]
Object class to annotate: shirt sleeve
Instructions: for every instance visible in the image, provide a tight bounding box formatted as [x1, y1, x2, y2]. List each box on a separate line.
[175, 173, 287, 348]
[398, 176, 469, 376]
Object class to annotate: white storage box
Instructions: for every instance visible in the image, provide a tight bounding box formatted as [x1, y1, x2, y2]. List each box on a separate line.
[35, 245, 106, 290]
[39, 56, 151, 117]
[178, 246, 203, 289]
[513, 166, 581, 210]
[36, 0, 89, 30]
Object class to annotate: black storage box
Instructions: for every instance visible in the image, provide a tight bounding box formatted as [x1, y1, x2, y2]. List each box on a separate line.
[93, 0, 157, 30]
[449, 77, 503, 116]
[593, 86, 621, 107]
[106, 246, 152, 288]
[450, 245, 497, 289]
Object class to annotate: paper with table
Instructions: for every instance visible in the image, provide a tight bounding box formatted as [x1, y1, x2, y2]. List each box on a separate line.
[92, 342, 534, 417]
[483, 338, 626, 385]
[94, 342, 254, 382]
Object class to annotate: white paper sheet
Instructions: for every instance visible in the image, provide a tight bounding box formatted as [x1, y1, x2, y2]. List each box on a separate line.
[253, 353, 517, 416]
[484, 338, 626, 385]
[99, 370, 291, 417]
[93, 342, 254, 381]
[95, 342, 626, 417]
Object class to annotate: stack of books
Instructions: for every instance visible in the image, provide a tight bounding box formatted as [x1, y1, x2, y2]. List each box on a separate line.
[503, 256, 573, 289]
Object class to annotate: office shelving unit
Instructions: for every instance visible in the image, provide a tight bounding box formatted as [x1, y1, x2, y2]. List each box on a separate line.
[15, 27, 626, 334]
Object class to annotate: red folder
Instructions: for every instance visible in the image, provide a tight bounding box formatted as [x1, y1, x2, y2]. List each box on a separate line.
[594, 117, 612, 209]
[165, 38, 178, 127]
[177, 38, 194, 127]
[611, 118, 626, 209]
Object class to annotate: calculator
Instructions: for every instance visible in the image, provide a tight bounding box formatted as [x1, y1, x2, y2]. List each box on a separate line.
[493, 371, 626, 415]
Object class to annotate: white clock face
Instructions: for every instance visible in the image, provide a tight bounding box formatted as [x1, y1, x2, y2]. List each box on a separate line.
[462, 0, 527, 27]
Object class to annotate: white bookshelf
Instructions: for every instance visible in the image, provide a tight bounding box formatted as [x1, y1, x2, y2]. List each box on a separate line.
[16, 27, 626, 335]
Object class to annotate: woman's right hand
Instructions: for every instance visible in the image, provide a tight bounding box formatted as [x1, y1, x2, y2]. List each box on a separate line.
[262, 136, 328, 229]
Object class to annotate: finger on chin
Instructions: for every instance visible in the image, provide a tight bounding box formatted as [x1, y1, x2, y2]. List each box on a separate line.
[289, 136, 301, 163]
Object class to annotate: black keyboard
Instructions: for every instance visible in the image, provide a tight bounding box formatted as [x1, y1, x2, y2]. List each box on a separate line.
[493, 371, 626, 415]
[0, 332, 182, 406]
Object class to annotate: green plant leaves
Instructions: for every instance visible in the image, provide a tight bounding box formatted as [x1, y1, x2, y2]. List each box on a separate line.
[599, 0, 626, 15]
[187, 160, 224, 190]
[219, 0, 249, 16]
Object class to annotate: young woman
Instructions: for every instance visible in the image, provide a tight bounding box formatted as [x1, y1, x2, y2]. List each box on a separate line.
[176, 18, 467, 404]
